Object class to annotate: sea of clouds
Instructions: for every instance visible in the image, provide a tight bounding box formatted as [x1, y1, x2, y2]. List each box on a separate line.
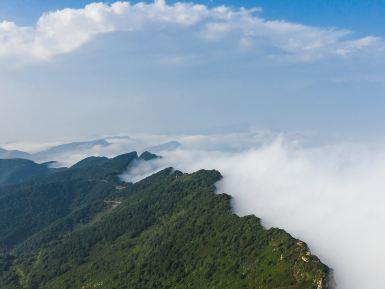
[3, 132, 385, 289]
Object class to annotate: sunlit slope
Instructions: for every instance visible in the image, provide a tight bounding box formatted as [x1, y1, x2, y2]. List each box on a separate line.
[0, 153, 330, 289]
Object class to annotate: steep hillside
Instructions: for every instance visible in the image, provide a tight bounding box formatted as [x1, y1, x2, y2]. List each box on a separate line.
[0, 152, 331, 289]
[0, 152, 157, 249]
[0, 159, 55, 187]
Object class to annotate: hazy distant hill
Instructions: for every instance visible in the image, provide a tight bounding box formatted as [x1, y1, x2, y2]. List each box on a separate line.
[0, 151, 331, 289]
[0, 139, 113, 166]
[0, 147, 32, 160]
[1, 138, 181, 167]
[146, 140, 182, 152]
[33, 139, 111, 160]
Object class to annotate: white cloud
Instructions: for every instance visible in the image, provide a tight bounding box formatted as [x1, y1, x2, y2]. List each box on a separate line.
[5, 132, 385, 289]
[0, 1, 382, 62]
[122, 136, 385, 289]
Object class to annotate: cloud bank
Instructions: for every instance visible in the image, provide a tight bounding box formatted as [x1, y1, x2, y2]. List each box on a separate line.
[118, 134, 385, 289]
[0, 0, 382, 61]
[4, 133, 385, 288]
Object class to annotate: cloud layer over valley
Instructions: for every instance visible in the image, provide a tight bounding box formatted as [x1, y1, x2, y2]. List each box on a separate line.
[4, 132, 385, 289]
[152, 138, 385, 289]
[1, 2, 385, 288]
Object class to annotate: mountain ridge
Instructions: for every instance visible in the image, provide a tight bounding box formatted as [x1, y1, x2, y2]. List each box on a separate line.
[0, 152, 331, 289]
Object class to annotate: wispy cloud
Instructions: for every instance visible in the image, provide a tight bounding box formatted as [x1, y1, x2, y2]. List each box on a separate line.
[0, 0, 382, 62]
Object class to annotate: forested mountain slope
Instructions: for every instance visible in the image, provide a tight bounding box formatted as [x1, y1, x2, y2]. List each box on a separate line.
[0, 159, 56, 188]
[0, 152, 331, 289]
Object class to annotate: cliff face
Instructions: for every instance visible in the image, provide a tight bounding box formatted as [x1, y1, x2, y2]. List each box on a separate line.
[0, 153, 330, 289]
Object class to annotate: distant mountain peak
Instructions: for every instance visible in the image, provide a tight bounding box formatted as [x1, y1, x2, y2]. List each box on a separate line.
[139, 151, 161, 160]
[0, 147, 32, 159]
[35, 139, 111, 157]
[146, 140, 182, 152]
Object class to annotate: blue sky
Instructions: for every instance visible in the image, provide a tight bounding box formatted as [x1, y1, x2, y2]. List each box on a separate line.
[0, 0, 384, 141]
[1, 0, 385, 36]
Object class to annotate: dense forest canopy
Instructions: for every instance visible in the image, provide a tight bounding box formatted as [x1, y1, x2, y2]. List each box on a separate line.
[0, 151, 330, 289]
